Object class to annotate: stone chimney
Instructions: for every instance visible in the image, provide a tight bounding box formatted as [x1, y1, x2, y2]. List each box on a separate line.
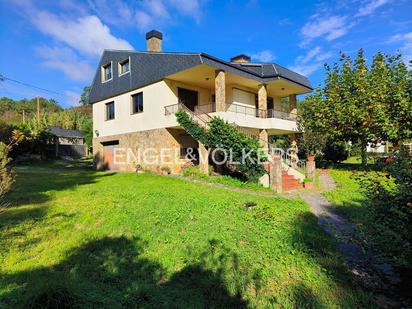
[146, 30, 163, 52]
[230, 54, 251, 63]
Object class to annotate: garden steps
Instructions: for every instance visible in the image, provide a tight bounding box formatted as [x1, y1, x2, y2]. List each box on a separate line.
[282, 171, 302, 191]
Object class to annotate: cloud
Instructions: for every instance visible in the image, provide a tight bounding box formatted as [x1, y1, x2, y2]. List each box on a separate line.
[134, 0, 203, 31]
[289, 46, 332, 76]
[87, 0, 134, 26]
[300, 15, 353, 47]
[35, 46, 95, 82]
[356, 0, 391, 17]
[289, 63, 324, 76]
[251, 50, 275, 63]
[169, 0, 202, 23]
[31, 12, 133, 56]
[387, 32, 412, 62]
[64, 90, 81, 106]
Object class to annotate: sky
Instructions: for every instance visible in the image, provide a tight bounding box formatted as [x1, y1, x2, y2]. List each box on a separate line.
[0, 0, 411, 108]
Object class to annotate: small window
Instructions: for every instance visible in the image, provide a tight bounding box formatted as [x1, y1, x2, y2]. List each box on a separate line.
[131, 92, 143, 114]
[119, 59, 130, 75]
[102, 62, 112, 82]
[106, 102, 115, 120]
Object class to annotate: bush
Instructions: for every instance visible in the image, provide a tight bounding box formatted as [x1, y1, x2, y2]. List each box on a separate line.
[176, 112, 266, 182]
[322, 140, 349, 163]
[0, 142, 13, 196]
[357, 148, 412, 267]
[0, 130, 24, 197]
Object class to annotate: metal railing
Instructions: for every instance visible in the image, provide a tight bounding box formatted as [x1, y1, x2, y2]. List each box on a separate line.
[270, 147, 306, 172]
[164, 103, 211, 128]
[167, 102, 297, 121]
[267, 108, 297, 121]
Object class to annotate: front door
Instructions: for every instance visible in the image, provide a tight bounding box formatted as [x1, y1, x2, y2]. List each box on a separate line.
[178, 88, 198, 111]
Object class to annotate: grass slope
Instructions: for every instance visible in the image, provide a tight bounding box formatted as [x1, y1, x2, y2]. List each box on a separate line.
[0, 161, 370, 308]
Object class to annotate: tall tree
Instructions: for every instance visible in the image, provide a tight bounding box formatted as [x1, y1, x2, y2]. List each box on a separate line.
[299, 49, 412, 168]
[79, 86, 91, 106]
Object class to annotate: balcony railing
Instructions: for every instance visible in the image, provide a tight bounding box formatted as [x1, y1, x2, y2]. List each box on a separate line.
[165, 102, 297, 121]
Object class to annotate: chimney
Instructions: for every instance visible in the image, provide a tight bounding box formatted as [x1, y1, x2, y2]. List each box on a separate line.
[230, 54, 251, 63]
[146, 30, 163, 52]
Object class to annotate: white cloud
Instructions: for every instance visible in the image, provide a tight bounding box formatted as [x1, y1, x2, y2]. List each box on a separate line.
[300, 15, 353, 47]
[289, 46, 332, 76]
[31, 12, 133, 56]
[356, 0, 391, 17]
[134, 0, 203, 31]
[289, 63, 324, 76]
[251, 50, 275, 63]
[35, 46, 95, 82]
[387, 32, 412, 63]
[87, 0, 133, 26]
[64, 90, 81, 106]
[169, 0, 202, 23]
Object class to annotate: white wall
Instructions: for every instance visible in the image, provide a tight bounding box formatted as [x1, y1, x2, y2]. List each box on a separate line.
[93, 79, 212, 138]
[92, 79, 299, 139]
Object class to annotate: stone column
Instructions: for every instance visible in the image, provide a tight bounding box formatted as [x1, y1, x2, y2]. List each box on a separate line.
[306, 156, 316, 180]
[199, 143, 209, 175]
[270, 155, 282, 193]
[258, 84, 267, 118]
[259, 129, 268, 152]
[215, 70, 226, 112]
[289, 94, 297, 114]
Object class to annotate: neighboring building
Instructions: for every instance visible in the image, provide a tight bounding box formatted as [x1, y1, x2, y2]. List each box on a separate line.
[48, 126, 86, 158]
[90, 30, 312, 173]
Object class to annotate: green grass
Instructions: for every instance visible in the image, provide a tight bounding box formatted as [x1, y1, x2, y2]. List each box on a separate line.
[0, 161, 371, 308]
[182, 166, 273, 193]
[323, 169, 405, 266]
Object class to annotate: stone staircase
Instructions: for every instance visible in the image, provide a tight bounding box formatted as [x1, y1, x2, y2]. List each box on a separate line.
[176, 103, 306, 191]
[282, 171, 302, 191]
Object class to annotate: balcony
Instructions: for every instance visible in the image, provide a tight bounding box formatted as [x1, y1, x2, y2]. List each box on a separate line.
[164, 102, 298, 133]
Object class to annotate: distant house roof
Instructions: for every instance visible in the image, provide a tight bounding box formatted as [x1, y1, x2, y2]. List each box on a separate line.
[48, 126, 85, 138]
[89, 50, 312, 104]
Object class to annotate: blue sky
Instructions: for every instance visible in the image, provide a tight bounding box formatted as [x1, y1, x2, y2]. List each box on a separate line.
[0, 0, 411, 107]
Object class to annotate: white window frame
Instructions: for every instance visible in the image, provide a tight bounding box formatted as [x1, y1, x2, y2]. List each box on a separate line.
[101, 61, 113, 83]
[118, 57, 131, 77]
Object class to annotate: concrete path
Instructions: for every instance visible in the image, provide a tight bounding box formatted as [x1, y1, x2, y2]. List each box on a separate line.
[299, 170, 403, 308]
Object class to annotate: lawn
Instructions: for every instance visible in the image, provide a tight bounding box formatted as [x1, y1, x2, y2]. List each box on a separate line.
[0, 161, 371, 308]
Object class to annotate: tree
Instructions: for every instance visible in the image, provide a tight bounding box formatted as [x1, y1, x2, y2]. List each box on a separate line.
[79, 86, 91, 106]
[299, 49, 412, 168]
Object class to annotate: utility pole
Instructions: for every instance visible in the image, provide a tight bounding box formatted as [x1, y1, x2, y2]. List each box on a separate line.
[22, 110, 25, 123]
[36, 96, 40, 121]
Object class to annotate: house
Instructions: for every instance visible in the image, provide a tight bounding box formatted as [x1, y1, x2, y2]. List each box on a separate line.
[89, 30, 312, 174]
[48, 126, 86, 158]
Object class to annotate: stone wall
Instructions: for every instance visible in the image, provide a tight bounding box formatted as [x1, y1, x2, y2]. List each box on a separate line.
[93, 128, 194, 174]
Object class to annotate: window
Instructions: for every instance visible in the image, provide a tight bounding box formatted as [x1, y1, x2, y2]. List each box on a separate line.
[131, 92, 143, 114]
[106, 102, 115, 120]
[119, 59, 130, 75]
[102, 62, 112, 82]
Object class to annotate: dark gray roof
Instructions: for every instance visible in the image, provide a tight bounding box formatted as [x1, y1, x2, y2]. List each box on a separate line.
[48, 126, 85, 138]
[89, 50, 312, 104]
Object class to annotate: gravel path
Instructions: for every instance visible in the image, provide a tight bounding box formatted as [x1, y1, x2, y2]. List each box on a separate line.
[300, 170, 404, 308]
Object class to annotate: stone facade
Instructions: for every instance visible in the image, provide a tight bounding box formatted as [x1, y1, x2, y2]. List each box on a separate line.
[289, 94, 297, 114]
[258, 84, 267, 118]
[146, 37, 162, 52]
[93, 128, 194, 174]
[215, 70, 226, 112]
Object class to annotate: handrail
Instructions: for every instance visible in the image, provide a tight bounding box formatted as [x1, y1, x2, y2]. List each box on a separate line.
[270, 148, 306, 172]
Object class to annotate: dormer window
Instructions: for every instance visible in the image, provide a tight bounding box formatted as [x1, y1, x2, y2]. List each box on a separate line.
[119, 59, 130, 76]
[102, 62, 112, 82]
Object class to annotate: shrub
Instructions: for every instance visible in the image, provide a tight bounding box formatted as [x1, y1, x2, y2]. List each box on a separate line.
[0, 130, 24, 197]
[176, 111, 266, 182]
[357, 148, 412, 267]
[322, 140, 349, 163]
